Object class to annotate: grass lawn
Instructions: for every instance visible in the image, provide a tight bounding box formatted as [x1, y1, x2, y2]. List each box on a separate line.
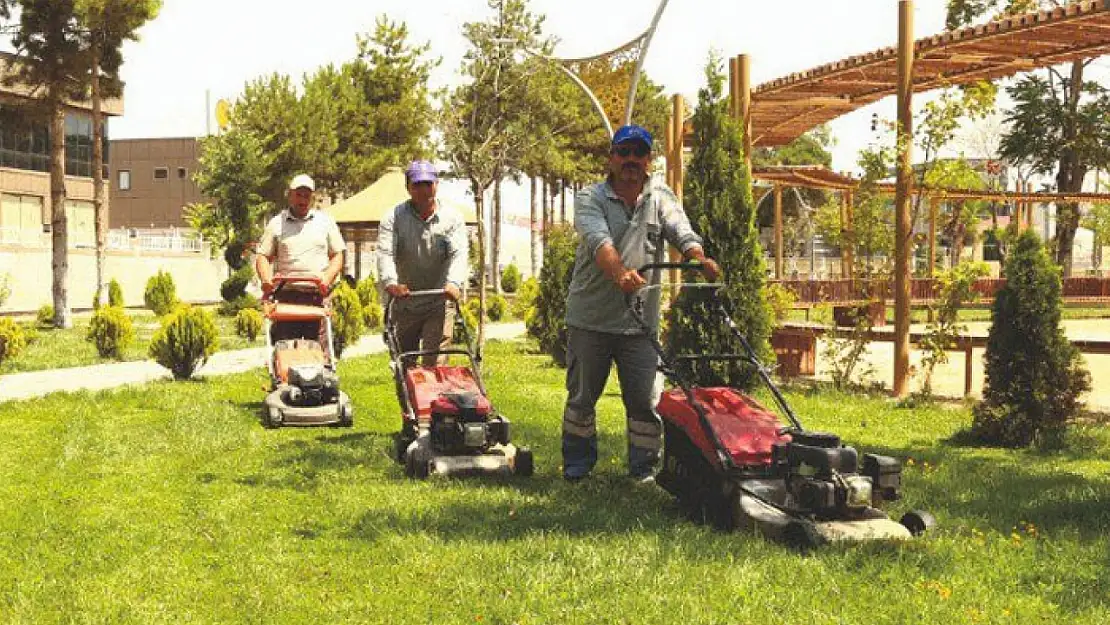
[0, 309, 255, 374]
[2, 339, 1109, 623]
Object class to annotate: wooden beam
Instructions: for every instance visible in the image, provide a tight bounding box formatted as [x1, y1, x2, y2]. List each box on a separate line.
[738, 54, 753, 177]
[929, 196, 938, 278]
[774, 185, 783, 279]
[894, 0, 914, 397]
[843, 190, 854, 280]
[672, 94, 685, 201]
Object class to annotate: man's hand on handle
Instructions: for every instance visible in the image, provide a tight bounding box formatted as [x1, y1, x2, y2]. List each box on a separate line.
[444, 283, 461, 302]
[616, 268, 647, 294]
[386, 284, 411, 299]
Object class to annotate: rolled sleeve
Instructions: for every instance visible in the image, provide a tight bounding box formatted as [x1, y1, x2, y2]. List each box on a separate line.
[573, 189, 613, 259]
[658, 187, 702, 253]
[257, 217, 278, 258]
[326, 219, 345, 257]
[445, 218, 469, 287]
[376, 207, 400, 287]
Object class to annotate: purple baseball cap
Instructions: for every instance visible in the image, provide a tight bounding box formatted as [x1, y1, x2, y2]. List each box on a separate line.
[405, 160, 438, 184]
[612, 124, 653, 149]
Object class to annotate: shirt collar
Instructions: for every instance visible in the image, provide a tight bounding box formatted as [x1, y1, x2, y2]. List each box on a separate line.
[407, 200, 439, 223]
[603, 178, 652, 208]
[285, 208, 315, 222]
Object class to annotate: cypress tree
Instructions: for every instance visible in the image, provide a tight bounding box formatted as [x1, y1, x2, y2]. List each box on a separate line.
[666, 55, 772, 390]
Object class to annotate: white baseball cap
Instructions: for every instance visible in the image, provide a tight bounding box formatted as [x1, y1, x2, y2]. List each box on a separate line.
[288, 173, 315, 191]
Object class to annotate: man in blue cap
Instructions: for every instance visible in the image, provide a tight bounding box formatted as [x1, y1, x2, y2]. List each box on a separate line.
[377, 160, 469, 367]
[561, 124, 720, 483]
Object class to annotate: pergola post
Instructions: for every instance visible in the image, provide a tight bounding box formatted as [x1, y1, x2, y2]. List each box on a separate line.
[842, 190, 854, 280]
[737, 54, 752, 176]
[671, 94, 685, 199]
[893, 0, 914, 397]
[774, 185, 784, 279]
[928, 196, 938, 277]
[354, 237, 363, 281]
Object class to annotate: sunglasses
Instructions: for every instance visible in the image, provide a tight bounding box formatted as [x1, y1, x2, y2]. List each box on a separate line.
[611, 143, 650, 158]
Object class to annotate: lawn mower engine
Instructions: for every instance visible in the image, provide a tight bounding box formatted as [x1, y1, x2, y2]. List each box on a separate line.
[428, 392, 510, 455]
[775, 432, 903, 518]
[284, 364, 340, 407]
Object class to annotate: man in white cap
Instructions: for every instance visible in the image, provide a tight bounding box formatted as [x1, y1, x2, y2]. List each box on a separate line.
[255, 173, 346, 356]
[378, 160, 469, 367]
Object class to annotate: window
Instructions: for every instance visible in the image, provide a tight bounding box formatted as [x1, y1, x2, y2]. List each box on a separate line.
[118, 170, 131, 191]
[177, 167, 187, 179]
[64, 113, 94, 177]
[0, 105, 50, 173]
[153, 167, 168, 180]
[1, 193, 45, 232]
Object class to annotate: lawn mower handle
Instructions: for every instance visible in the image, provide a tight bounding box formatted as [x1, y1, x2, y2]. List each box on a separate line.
[637, 261, 711, 275]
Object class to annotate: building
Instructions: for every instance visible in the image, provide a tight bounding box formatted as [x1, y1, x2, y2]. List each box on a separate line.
[108, 137, 206, 229]
[0, 52, 123, 248]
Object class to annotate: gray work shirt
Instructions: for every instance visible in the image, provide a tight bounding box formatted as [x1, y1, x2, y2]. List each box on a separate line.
[566, 178, 702, 335]
[377, 200, 469, 315]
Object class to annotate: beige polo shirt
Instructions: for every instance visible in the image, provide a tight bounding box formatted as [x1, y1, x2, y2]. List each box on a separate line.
[258, 208, 345, 276]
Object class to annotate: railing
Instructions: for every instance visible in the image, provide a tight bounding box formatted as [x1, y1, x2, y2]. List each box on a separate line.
[771, 278, 1110, 306]
[2, 227, 204, 254]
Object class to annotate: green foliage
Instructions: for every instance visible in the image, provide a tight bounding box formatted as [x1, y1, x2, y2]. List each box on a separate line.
[763, 283, 796, 324]
[972, 231, 1091, 447]
[823, 311, 879, 392]
[461, 296, 481, 331]
[330, 281, 364, 358]
[925, 160, 989, 267]
[189, 127, 274, 254]
[917, 261, 990, 396]
[217, 294, 260, 318]
[143, 270, 178, 316]
[512, 277, 539, 322]
[36, 304, 54, 327]
[0, 273, 10, 308]
[0, 317, 27, 365]
[86, 305, 133, 359]
[816, 146, 895, 278]
[527, 224, 577, 365]
[108, 278, 124, 307]
[220, 264, 253, 303]
[487, 293, 508, 322]
[355, 278, 383, 330]
[234, 308, 263, 342]
[148, 305, 219, 380]
[500, 263, 521, 294]
[667, 54, 771, 390]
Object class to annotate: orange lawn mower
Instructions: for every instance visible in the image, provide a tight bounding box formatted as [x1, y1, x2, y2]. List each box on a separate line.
[630, 262, 934, 547]
[260, 275, 353, 428]
[386, 290, 533, 479]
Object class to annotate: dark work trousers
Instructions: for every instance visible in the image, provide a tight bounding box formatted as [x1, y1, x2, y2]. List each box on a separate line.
[562, 326, 663, 479]
[394, 301, 456, 368]
[269, 289, 333, 365]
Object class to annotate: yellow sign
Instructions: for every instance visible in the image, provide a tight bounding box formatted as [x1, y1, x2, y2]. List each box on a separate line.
[215, 99, 231, 130]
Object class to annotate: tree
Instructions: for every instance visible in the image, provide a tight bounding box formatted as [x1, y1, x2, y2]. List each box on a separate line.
[971, 230, 1090, 447]
[4, 0, 87, 328]
[667, 55, 771, 390]
[442, 0, 550, 343]
[189, 128, 274, 266]
[924, 158, 988, 267]
[76, 0, 161, 307]
[948, 0, 1110, 276]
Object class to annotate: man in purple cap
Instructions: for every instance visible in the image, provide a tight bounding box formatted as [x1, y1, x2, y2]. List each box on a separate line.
[377, 160, 469, 367]
[561, 124, 721, 483]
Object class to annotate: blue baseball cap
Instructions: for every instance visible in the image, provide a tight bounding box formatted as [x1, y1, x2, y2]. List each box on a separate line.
[405, 160, 438, 183]
[612, 124, 653, 149]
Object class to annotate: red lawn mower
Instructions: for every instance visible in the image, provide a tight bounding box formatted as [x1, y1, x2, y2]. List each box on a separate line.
[632, 263, 933, 547]
[386, 290, 534, 479]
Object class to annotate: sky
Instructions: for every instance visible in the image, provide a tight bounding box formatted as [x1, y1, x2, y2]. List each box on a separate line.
[107, 0, 957, 174]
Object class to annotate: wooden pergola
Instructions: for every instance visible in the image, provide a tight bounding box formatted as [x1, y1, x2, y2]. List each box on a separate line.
[667, 0, 1110, 395]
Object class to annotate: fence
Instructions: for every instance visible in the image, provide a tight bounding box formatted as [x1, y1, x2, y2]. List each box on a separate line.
[2, 227, 204, 254]
[771, 277, 1110, 307]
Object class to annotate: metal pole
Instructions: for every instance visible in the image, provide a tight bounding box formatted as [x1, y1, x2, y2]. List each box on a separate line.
[893, 0, 914, 397]
[623, 0, 672, 126]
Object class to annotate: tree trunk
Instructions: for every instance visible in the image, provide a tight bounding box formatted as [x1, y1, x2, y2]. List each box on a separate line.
[475, 191, 487, 347]
[530, 175, 540, 277]
[92, 42, 107, 308]
[50, 104, 71, 328]
[542, 177, 550, 239]
[559, 179, 567, 224]
[492, 177, 502, 294]
[1055, 61, 1087, 277]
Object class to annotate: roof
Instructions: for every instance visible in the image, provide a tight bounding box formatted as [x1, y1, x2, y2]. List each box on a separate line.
[749, 0, 1110, 146]
[325, 167, 478, 226]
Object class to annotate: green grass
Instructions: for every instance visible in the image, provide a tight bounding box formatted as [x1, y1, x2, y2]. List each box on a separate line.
[2, 339, 1110, 623]
[0, 309, 253, 374]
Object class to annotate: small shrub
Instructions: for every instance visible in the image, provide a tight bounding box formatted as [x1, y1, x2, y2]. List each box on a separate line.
[527, 225, 577, 365]
[512, 277, 539, 322]
[148, 305, 219, 379]
[220, 264, 253, 303]
[330, 281, 364, 358]
[218, 294, 260, 317]
[460, 297, 481, 330]
[36, 304, 54, 327]
[917, 261, 989, 395]
[356, 277, 383, 330]
[108, 279, 124, 307]
[0, 318, 27, 365]
[500, 264, 521, 294]
[0, 273, 11, 308]
[144, 270, 178, 316]
[86, 306, 134, 359]
[235, 308, 264, 342]
[971, 231, 1091, 447]
[764, 283, 797, 323]
[487, 293, 508, 322]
